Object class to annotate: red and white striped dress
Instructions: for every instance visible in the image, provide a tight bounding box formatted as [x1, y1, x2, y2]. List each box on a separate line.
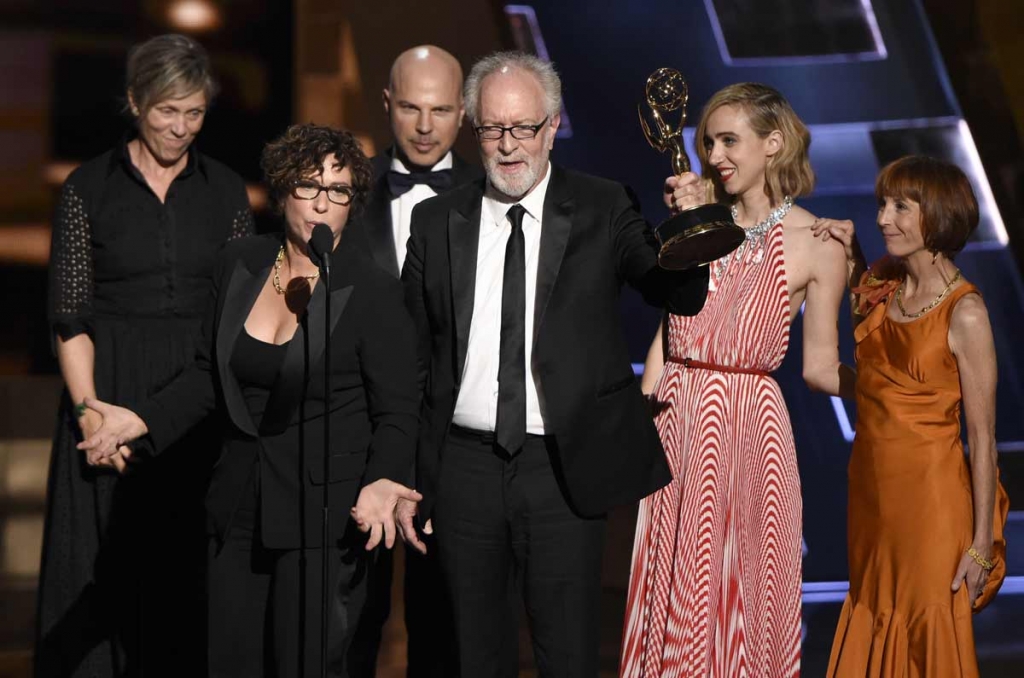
[621, 218, 801, 677]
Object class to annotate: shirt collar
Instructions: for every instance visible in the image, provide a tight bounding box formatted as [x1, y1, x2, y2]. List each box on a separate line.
[109, 133, 206, 181]
[483, 161, 551, 227]
[389, 150, 454, 174]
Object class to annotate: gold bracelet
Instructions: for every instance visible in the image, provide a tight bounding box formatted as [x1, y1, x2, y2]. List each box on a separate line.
[967, 546, 995, 571]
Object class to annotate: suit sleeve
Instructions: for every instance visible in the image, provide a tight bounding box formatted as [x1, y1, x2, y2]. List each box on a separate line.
[358, 275, 421, 486]
[611, 184, 709, 316]
[133, 251, 225, 454]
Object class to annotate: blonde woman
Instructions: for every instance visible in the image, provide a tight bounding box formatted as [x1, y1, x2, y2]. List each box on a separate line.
[621, 83, 851, 677]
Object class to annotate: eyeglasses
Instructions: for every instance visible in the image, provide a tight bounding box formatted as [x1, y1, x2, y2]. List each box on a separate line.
[473, 116, 549, 141]
[291, 181, 355, 206]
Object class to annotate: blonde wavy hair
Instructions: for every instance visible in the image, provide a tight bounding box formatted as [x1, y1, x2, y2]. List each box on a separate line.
[694, 83, 814, 205]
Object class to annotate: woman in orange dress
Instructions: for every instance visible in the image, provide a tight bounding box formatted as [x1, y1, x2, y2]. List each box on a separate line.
[814, 155, 1009, 677]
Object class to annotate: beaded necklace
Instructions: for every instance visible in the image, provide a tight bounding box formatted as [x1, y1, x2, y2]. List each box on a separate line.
[895, 269, 961, 319]
[715, 196, 793, 279]
[273, 246, 319, 294]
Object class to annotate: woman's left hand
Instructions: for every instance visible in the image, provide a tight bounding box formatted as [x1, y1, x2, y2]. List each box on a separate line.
[951, 545, 993, 605]
[351, 479, 423, 550]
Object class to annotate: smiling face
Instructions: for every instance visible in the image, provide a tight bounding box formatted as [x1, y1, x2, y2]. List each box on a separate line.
[877, 195, 926, 258]
[282, 154, 353, 253]
[702, 104, 779, 201]
[133, 89, 207, 167]
[384, 48, 464, 170]
[476, 68, 559, 200]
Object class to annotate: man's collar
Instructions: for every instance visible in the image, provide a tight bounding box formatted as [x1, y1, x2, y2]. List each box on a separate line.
[390, 150, 454, 174]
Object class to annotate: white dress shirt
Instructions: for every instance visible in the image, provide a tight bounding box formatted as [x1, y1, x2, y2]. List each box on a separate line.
[452, 163, 552, 434]
[390, 152, 453, 272]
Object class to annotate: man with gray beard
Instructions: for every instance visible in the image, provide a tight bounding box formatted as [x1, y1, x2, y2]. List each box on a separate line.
[398, 51, 708, 676]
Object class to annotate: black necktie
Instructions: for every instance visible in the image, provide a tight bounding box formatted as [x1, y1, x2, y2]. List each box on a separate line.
[387, 168, 454, 197]
[496, 204, 527, 455]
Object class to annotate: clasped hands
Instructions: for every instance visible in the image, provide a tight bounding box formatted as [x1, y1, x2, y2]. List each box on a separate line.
[78, 397, 431, 552]
[76, 397, 145, 473]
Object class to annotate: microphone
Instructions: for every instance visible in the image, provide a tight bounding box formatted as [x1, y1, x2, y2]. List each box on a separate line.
[307, 222, 333, 274]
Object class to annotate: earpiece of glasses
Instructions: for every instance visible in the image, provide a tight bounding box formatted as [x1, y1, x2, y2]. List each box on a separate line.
[473, 116, 549, 141]
[291, 182, 354, 205]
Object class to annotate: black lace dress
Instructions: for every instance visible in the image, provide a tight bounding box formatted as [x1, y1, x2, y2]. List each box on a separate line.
[35, 140, 253, 678]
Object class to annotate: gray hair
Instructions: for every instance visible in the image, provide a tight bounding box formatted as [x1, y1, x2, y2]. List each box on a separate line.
[125, 34, 218, 115]
[463, 51, 561, 125]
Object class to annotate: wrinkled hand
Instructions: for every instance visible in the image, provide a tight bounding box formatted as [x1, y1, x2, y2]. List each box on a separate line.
[663, 172, 707, 214]
[395, 497, 428, 555]
[76, 397, 148, 464]
[951, 546, 992, 605]
[93, 446, 133, 474]
[810, 218, 860, 263]
[78, 408, 102, 440]
[351, 479, 423, 550]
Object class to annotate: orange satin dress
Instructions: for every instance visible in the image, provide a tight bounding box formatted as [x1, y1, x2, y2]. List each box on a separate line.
[828, 281, 1009, 677]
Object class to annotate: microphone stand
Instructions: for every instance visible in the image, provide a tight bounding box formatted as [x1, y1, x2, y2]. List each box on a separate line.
[308, 223, 333, 678]
[319, 255, 330, 678]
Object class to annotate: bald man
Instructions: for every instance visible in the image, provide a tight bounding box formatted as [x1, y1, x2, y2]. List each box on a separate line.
[352, 45, 483, 278]
[347, 45, 478, 678]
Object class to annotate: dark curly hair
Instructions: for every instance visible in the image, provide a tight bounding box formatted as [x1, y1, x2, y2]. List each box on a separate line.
[260, 123, 373, 215]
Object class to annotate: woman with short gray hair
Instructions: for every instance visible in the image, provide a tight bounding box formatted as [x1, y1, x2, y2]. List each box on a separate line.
[35, 33, 252, 677]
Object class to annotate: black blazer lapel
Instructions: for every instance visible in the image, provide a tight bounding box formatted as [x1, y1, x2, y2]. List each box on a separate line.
[259, 279, 354, 435]
[364, 173, 400, 277]
[448, 192, 482, 385]
[535, 166, 573, 339]
[216, 259, 267, 437]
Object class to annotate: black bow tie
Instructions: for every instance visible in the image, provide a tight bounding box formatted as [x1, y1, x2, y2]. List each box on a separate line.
[387, 168, 454, 197]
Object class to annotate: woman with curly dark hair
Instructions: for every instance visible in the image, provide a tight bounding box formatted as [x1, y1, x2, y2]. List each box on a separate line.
[77, 123, 423, 677]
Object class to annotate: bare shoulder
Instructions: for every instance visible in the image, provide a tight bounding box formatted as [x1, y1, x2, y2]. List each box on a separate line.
[782, 204, 817, 232]
[783, 204, 844, 266]
[950, 287, 990, 330]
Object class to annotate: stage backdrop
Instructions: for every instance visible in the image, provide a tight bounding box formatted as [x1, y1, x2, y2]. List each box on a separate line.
[502, 0, 1023, 583]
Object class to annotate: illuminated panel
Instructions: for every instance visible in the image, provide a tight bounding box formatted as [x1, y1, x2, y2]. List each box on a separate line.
[704, 0, 887, 65]
[869, 118, 1008, 247]
[504, 4, 573, 138]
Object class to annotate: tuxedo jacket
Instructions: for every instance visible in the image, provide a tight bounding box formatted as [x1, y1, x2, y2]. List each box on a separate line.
[402, 165, 709, 519]
[136, 233, 420, 549]
[349, 150, 484, 278]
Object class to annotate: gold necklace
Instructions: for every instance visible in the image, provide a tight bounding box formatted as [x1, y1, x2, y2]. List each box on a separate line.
[273, 246, 319, 294]
[895, 270, 962, 318]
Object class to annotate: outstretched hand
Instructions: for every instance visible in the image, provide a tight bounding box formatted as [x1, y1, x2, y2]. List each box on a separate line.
[76, 397, 148, 465]
[395, 497, 428, 555]
[350, 479, 423, 550]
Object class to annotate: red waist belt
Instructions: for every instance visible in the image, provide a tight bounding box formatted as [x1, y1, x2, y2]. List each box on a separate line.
[668, 356, 771, 378]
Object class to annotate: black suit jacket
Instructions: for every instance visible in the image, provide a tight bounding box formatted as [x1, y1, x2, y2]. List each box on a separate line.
[136, 234, 420, 549]
[349, 150, 484, 278]
[402, 165, 709, 520]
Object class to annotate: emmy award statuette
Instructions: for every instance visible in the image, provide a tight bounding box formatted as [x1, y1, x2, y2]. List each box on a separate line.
[638, 68, 744, 270]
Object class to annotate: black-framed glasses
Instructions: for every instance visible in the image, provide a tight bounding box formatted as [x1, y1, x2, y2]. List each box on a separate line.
[473, 116, 549, 141]
[291, 181, 355, 206]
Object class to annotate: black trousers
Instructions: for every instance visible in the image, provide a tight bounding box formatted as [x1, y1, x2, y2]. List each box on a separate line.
[434, 428, 607, 678]
[350, 539, 459, 677]
[207, 468, 370, 678]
